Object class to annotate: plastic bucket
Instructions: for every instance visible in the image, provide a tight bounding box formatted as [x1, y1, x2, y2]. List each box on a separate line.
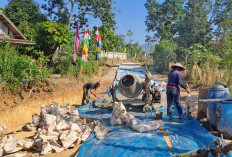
[216, 101, 232, 138]
[207, 87, 231, 130]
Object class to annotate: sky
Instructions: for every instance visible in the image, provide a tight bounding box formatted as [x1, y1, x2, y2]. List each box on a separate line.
[0, 0, 155, 45]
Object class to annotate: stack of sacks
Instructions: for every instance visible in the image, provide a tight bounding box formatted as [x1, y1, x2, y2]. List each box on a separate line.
[0, 102, 110, 156]
[0, 135, 27, 157]
[110, 102, 160, 133]
[24, 103, 100, 155]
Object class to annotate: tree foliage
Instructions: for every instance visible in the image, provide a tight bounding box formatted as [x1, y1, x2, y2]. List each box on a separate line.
[145, 0, 185, 41]
[42, 0, 116, 28]
[5, 0, 47, 26]
[99, 23, 120, 52]
[34, 21, 72, 59]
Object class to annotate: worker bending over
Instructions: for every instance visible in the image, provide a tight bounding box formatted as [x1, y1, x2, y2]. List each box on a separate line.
[167, 63, 190, 120]
[81, 82, 100, 105]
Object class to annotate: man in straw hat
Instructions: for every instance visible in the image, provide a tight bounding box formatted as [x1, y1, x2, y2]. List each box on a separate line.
[167, 63, 191, 120]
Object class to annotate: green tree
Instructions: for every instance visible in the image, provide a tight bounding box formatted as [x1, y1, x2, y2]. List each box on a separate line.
[176, 0, 212, 47]
[99, 23, 120, 53]
[5, 0, 47, 26]
[212, 0, 232, 40]
[153, 39, 177, 72]
[145, 0, 185, 41]
[34, 21, 72, 61]
[42, 0, 116, 28]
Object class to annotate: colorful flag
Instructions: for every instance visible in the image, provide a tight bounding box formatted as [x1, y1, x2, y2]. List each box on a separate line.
[96, 27, 101, 61]
[95, 27, 99, 40]
[134, 52, 137, 59]
[73, 25, 80, 61]
[124, 47, 127, 54]
[81, 28, 91, 67]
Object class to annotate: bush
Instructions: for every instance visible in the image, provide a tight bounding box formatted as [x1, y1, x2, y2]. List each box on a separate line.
[54, 51, 81, 77]
[82, 61, 99, 77]
[0, 43, 52, 93]
[98, 57, 109, 66]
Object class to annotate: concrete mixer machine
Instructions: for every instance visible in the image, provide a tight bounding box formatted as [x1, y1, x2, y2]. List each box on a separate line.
[108, 72, 161, 112]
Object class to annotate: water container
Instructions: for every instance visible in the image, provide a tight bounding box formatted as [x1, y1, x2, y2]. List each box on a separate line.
[216, 101, 232, 138]
[208, 87, 231, 130]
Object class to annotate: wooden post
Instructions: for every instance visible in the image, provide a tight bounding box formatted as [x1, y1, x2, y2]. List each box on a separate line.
[197, 87, 209, 120]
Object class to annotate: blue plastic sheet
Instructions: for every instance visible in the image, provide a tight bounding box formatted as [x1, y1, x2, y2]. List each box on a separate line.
[78, 101, 232, 157]
[77, 68, 232, 157]
[78, 126, 172, 157]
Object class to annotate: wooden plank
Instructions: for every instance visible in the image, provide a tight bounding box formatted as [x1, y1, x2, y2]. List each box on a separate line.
[199, 98, 232, 102]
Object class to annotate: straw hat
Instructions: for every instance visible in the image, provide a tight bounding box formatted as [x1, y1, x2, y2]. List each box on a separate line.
[171, 63, 185, 71]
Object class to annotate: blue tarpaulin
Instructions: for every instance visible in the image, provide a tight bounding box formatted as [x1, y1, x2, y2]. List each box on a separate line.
[77, 68, 232, 157]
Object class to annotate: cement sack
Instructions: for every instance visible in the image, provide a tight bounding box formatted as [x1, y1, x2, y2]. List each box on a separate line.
[126, 118, 140, 128]
[94, 126, 110, 140]
[3, 135, 23, 154]
[81, 126, 92, 142]
[44, 114, 57, 126]
[60, 131, 78, 149]
[25, 123, 37, 131]
[0, 148, 3, 157]
[38, 134, 58, 141]
[70, 123, 81, 133]
[49, 139, 64, 153]
[41, 105, 50, 117]
[110, 102, 127, 126]
[56, 120, 70, 131]
[161, 81, 167, 89]
[23, 140, 34, 150]
[121, 114, 135, 125]
[88, 120, 101, 130]
[132, 121, 160, 133]
[112, 102, 127, 117]
[3, 152, 27, 157]
[110, 116, 123, 126]
[70, 108, 79, 116]
[0, 124, 7, 131]
[32, 114, 41, 126]
[41, 141, 52, 155]
[50, 104, 59, 115]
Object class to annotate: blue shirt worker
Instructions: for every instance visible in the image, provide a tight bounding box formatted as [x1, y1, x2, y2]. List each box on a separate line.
[81, 82, 100, 105]
[167, 63, 191, 120]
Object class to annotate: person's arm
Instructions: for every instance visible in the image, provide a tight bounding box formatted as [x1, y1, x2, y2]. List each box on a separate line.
[177, 73, 187, 90]
[177, 73, 191, 94]
[90, 89, 98, 98]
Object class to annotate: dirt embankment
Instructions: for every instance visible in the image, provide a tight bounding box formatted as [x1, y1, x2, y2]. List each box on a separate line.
[0, 65, 118, 129]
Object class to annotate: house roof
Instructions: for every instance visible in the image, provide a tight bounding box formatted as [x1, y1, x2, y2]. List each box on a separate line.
[0, 11, 36, 45]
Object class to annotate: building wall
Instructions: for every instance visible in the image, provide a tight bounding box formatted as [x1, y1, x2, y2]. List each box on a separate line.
[101, 52, 127, 60]
[0, 20, 15, 38]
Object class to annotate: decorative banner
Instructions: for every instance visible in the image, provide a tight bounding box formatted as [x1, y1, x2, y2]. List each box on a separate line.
[82, 28, 90, 67]
[96, 27, 101, 61]
[124, 47, 127, 54]
[73, 25, 80, 61]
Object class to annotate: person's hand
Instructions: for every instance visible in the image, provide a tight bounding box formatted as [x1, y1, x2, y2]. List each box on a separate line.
[186, 88, 191, 94]
[180, 88, 185, 92]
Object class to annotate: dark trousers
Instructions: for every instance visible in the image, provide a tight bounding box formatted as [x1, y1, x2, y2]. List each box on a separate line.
[167, 88, 183, 117]
[81, 87, 89, 105]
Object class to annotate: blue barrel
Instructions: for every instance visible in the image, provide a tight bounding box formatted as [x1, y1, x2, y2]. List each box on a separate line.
[216, 101, 232, 138]
[208, 88, 231, 130]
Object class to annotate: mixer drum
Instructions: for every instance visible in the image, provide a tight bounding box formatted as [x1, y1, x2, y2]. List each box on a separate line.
[118, 74, 143, 98]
